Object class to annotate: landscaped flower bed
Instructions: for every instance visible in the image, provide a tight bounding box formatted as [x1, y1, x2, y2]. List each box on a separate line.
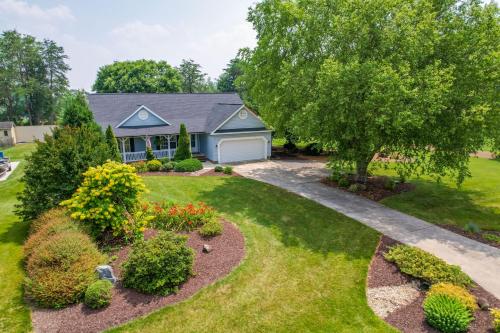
[367, 236, 500, 332]
[25, 160, 245, 332]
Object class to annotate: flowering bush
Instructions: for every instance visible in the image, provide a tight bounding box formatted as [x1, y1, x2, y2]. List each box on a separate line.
[145, 201, 217, 231]
[130, 161, 147, 173]
[61, 161, 150, 239]
[146, 159, 162, 172]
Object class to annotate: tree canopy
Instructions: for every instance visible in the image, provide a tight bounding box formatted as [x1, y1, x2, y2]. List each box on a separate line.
[217, 56, 244, 92]
[59, 91, 95, 128]
[92, 60, 182, 93]
[177, 59, 207, 93]
[243, 0, 499, 183]
[0, 30, 70, 125]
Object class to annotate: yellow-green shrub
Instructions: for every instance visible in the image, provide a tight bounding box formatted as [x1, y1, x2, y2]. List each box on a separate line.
[61, 161, 148, 239]
[492, 308, 500, 333]
[428, 283, 477, 312]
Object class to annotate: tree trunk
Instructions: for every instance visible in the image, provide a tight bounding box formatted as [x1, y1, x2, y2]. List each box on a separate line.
[355, 160, 369, 183]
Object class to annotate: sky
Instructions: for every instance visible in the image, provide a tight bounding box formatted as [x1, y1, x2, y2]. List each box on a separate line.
[0, 0, 258, 91]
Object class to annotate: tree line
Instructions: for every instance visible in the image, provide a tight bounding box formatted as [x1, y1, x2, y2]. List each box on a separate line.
[0, 29, 246, 125]
[0, 30, 70, 125]
[92, 56, 244, 94]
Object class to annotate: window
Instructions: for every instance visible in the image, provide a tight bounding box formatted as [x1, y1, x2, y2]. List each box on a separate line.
[238, 109, 248, 119]
[170, 135, 177, 149]
[190, 134, 197, 148]
[3, 130, 7, 137]
[155, 136, 168, 150]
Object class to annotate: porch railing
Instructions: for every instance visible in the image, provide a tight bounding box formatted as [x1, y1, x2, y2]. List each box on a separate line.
[121, 149, 176, 163]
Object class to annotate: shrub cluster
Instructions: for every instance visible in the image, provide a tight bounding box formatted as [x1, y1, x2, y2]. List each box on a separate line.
[84, 280, 113, 309]
[174, 158, 202, 172]
[24, 209, 106, 308]
[463, 222, 481, 233]
[147, 201, 217, 232]
[214, 165, 224, 172]
[199, 218, 223, 237]
[427, 283, 477, 312]
[130, 161, 148, 173]
[384, 245, 473, 287]
[423, 294, 473, 333]
[61, 161, 150, 239]
[146, 159, 162, 172]
[162, 161, 176, 172]
[223, 166, 233, 175]
[121, 231, 194, 295]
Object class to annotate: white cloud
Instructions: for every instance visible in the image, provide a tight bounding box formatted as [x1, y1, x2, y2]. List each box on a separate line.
[0, 0, 74, 21]
[110, 21, 170, 53]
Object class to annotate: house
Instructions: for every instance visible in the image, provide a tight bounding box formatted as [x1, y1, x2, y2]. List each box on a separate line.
[0, 122, 16, 146]
[87, 93, 272, 163]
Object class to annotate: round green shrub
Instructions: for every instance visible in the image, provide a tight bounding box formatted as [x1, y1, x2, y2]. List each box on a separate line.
[25, 231, 106, 308]
[147, 159, 162, 172]
[84, 280, 113, 309]
[214, 165, 224, 172]
[130, 161, 148, 173]
[223, 166, 233, 175]
[199, 218, 223, 237]
[122, 231, 194, 295]
[162, 161, 176, 172]
[423, 294, 473, 333]
[338, 177, 350, 188]
[174, 158, 203, 172]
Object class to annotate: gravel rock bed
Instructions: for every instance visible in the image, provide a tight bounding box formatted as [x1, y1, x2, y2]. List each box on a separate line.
[368, 235, 500, 333]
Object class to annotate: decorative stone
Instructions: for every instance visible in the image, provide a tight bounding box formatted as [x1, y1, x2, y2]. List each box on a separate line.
[96, 265, 117, 284]
[202, 244, 213, 253]
[477, 297, 490, 310]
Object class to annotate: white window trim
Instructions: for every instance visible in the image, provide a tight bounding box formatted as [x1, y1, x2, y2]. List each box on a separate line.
[217, 136, 268, 163]
[211, 130, 272, 136]
[210, 105, 266, 135]
[116, 105, 171, 128]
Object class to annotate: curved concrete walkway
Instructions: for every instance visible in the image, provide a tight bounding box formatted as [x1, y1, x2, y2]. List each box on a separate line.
[235, 160, 500, 298]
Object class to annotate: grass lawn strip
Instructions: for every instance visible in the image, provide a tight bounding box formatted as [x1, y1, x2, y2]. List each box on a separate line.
[107, 175, 394, 332]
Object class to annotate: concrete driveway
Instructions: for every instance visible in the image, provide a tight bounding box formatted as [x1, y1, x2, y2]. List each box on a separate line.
[235, 160, 500, 298]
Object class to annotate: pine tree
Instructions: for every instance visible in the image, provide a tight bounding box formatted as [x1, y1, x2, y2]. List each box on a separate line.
[174, 123, 192, 161]
[105, 125, 122, 162]
[146, 147, 155, 161]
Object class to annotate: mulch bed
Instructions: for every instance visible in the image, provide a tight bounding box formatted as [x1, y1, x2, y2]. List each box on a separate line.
[368, 236, 500, 333]
[439, 225, 500, 250]
[31, 221, 245, 333]
[321, 176, 415, 201]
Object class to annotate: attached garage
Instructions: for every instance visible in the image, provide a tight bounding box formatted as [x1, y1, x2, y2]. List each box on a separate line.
[218, 136, 267, 163]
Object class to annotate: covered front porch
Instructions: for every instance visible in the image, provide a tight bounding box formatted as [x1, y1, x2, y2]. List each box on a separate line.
[118, 134, 200, 163]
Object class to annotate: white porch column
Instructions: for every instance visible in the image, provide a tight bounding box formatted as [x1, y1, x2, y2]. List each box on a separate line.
[143, 135, 152, 149]
[119, 138, 126, 162]
[167, 135, 171, 159]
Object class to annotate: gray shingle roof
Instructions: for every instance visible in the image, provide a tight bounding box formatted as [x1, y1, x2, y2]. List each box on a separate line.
[87, 93, 244, 137]
[0, 121, 14, 129]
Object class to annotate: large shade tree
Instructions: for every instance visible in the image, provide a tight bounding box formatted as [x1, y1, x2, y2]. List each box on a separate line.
[177, 59, 207, 93]
[92, 60, 182, 93]
[244, 0, 499, 183]
[0, 30, 69, 125]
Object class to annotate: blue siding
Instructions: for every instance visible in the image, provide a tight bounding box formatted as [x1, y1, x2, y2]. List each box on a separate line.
[204, 132, 272, 162]
[120, 107, 168, 128]
[219, 110, 265, 131]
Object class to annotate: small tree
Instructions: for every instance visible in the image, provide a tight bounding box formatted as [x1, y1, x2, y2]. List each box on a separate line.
[174, 124, 192, 161]
[17, 125, 112, 220]
[59, 91, 94, 127]
[145, 147, 155, 161]
[105, 125, 122, 162]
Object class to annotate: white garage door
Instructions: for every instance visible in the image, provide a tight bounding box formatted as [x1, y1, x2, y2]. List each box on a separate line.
[219, 137, 266, 163]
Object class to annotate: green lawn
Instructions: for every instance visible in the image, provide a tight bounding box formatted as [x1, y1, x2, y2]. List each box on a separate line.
[375, 157, 500, 231]
[109, 176, 394, 333]
[0, 143, 36, 332]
